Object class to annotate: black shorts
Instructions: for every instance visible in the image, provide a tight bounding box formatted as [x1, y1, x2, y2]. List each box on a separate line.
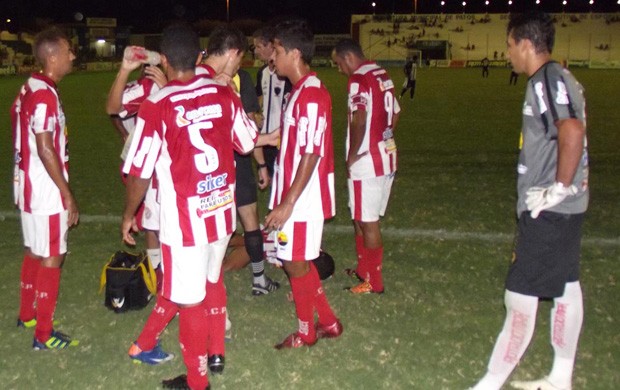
[234, 152, 257, 207]
[505, 211, 585, 298]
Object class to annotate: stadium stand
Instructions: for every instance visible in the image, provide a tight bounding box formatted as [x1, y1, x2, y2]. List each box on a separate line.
[352, 13, 620, 68]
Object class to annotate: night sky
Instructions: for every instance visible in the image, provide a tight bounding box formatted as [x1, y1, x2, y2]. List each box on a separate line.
[1, 0, 617, 34]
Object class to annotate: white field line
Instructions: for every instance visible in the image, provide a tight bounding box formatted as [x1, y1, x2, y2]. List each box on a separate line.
[1, 211, 619, 248]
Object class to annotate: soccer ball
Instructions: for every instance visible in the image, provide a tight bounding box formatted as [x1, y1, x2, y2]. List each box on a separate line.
[313, 251, 335, 280]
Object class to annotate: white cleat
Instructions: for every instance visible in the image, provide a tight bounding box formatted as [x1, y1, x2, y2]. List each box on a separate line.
[511, 377, 571, 390]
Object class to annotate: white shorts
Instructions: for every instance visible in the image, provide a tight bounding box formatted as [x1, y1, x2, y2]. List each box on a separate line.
[160, 235, 231, 305]
[348, 174, 394, 222]
[21, 211, 68, 258]
[275, 219, 323, 262]
[141, 180, 160, 231]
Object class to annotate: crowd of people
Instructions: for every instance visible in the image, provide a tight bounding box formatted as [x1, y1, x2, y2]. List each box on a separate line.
[11, 11, 589, 390]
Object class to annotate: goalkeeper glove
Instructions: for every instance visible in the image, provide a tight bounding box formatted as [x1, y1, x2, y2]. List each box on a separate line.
[526, 182, 578, 219]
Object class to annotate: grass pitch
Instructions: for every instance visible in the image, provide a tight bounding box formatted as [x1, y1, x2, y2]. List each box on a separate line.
[0, 67, 618, 389]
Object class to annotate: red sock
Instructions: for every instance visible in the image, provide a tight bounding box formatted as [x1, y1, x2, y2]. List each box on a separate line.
[136, 294, 178, 351]
[366, 246, 384, 292]
[309, 262, 337, 326]
[19, 254, 40, 322]
[289, 269, 316, 342]
[155, 267, 163, 294]
[34, 266, 61, 342]
[355, 235, 368, 280]
[205, 271, 226, 356]
[178, 303, 210, 390]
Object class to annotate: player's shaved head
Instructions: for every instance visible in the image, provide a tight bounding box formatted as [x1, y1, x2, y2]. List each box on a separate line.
[34, 27, 70, 67]
[160, 23, 200, 71]
[333, 39, 365, 59]
[207, 26, 247, 56]
[274, 19, 314, 65]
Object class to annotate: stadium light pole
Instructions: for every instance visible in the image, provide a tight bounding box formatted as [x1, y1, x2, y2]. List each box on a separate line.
[440, 1, 445, 14]
[462, 1, 466, 14]
[226, 0, 230, 23]
[372, 2, 376, 15]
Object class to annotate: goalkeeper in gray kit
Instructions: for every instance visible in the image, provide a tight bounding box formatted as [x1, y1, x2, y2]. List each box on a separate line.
[471, 12, 589, 390]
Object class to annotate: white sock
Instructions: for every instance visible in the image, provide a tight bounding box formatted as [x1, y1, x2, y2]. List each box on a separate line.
[472, 290, 538, 390]
[547, 281, 583, 389]
[146, 248, 161, 269]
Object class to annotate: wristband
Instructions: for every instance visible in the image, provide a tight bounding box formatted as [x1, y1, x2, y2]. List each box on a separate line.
[257, 163, 268, 169]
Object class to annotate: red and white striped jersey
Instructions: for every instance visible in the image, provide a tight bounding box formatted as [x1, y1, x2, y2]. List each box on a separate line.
[120, 77, 161, 160]
[123, 74, 258, 246]
[269, 72, 335, 221]
[12, 73, 68, 215]
[119, 77, 160, 120]
[346, 61, 400, 179]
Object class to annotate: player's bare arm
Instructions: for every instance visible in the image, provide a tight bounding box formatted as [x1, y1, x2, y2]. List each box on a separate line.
[347, 109, 368, 170]
[252, 145, 271, 189]
[256, 128, 280, 147]
[35, 132, 79, 226]
[105, 57, 142, 115]
[265, 153, 320, 230]
[121, 175, 150, 245]
[555, 118, 585, 186]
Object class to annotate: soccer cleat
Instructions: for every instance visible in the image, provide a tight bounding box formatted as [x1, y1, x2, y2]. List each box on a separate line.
[343, 268, 364, 282]
[316, 320, 344, 339]
[208, 354, 225, 375]
[17, 319, 37, 328]
[128, 342, 174, 365]
[510, 377, 571, 390]
[161, 375, 189, 390]
[17, 318, 59, 329]
[346, 280, 384, 294]
[252, 276, 280, 296]
[32, 330, 79, 350]
[274, 333, 317, 350]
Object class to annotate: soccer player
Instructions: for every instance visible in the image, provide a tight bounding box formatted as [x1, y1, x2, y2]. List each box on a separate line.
[399, 56, 417, 101]
[202, 26, 280, 299]
[12, 27, 79, 350]
[253, 26, 292, 178]
[470, 12, 589, 390]
[331, 38, 400, 294]
[265, 19, 343, 349]
[481, 56, 490, 78]
[121, 23, 266, 389]
[106, 49, 167, 283]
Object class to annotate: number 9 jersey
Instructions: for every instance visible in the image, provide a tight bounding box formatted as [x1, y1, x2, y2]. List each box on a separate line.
[123, 74, 258, 247]
[346, 62, 400, 180]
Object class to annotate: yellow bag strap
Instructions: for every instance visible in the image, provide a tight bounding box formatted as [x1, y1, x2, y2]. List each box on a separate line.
[139, 254, 158, 296]
[99, 253, 115, 294]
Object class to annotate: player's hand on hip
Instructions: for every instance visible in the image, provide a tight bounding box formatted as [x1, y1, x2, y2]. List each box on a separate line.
[526, 182, 577, 219]
[265, 203, 293, 231]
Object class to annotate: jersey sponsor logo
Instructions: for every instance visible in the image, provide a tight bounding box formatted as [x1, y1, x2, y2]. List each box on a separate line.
[555, 81, 569, 105]
[196, 173, 228, 194]
[522, 102, 533, 116]
[534, 82, 548, 114]
[196, 188, 234, 218]
[277, 231, 288, 247]
[174, 106, 191, 127]
[378, 78, 394, 92]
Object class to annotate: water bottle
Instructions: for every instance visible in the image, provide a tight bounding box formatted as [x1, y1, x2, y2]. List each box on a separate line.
[123, 46, 161, 66]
